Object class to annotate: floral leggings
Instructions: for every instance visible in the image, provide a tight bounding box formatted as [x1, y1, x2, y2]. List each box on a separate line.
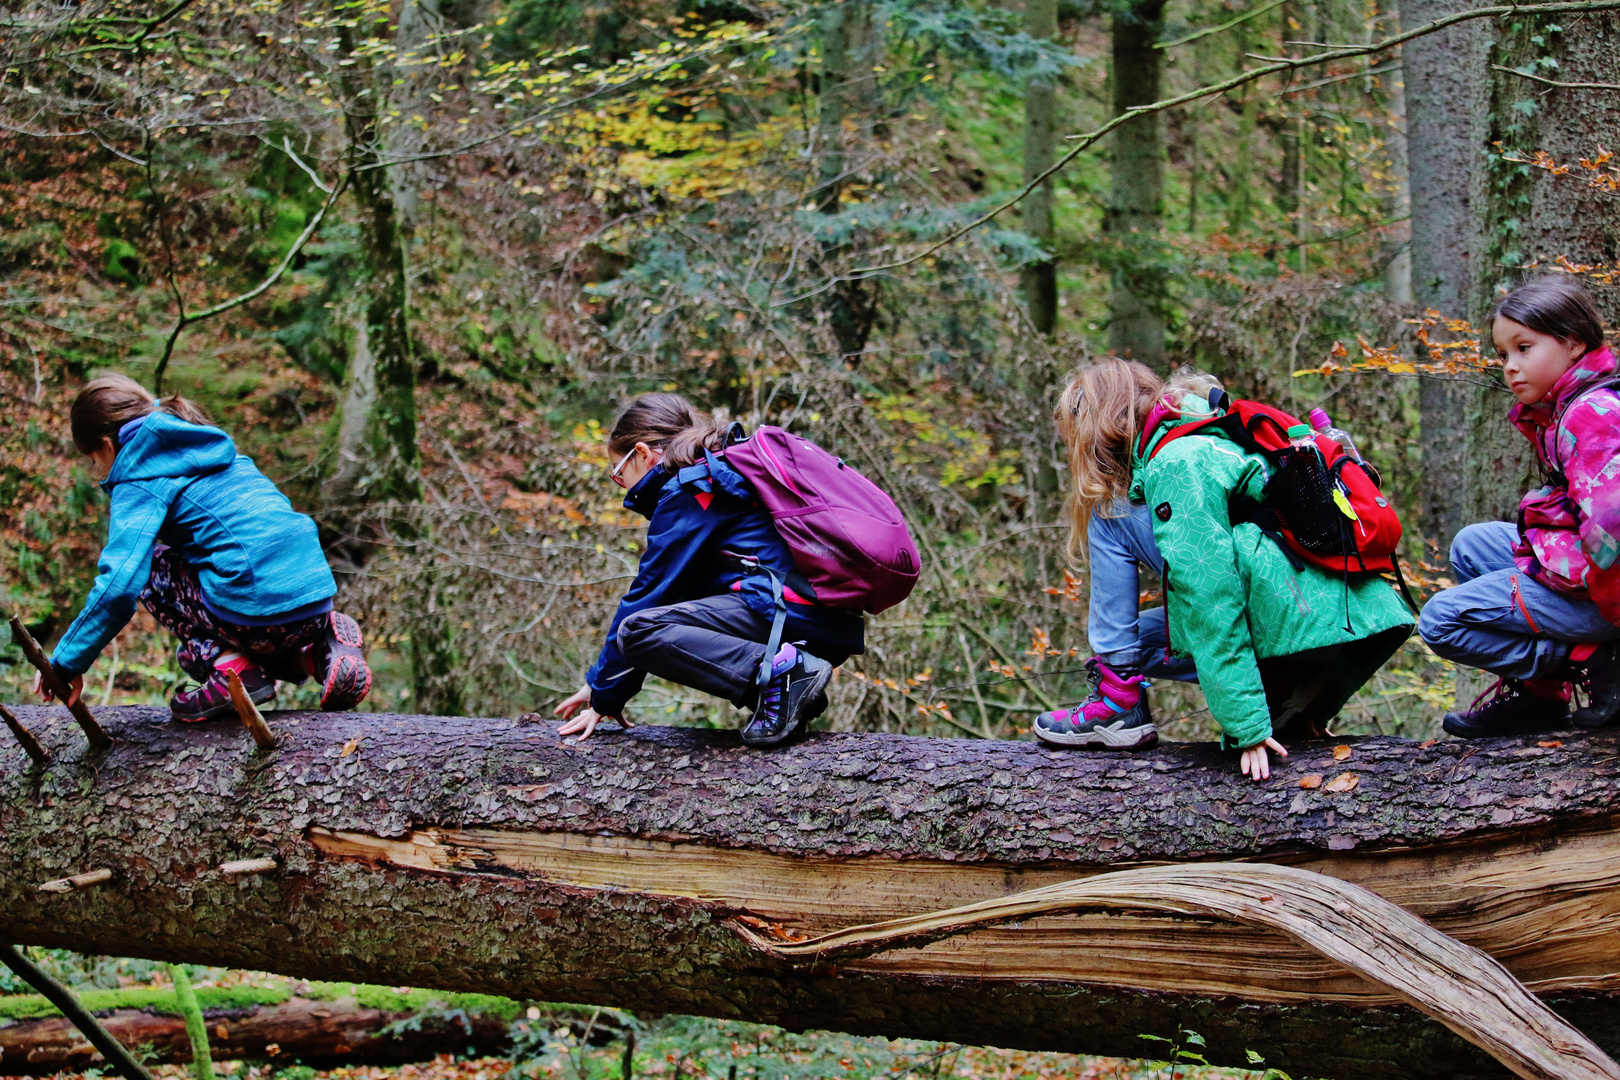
[141, 545, 328, 679]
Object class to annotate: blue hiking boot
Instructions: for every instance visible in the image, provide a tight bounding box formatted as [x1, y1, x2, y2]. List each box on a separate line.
[742, 644, 832, 748]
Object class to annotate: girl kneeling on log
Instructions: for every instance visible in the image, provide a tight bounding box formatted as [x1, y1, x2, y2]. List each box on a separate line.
[554, 394, 865, 747]
[35, 373, 371, 720]
[1041, 360, 1414, 781]
[1421, 276, 1620, 738]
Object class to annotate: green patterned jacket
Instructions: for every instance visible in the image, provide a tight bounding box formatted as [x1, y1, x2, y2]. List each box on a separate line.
[1129, 392, 1415, 749]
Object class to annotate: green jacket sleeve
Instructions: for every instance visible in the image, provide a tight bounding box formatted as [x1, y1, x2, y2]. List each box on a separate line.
[1139, 438, 1273, 749]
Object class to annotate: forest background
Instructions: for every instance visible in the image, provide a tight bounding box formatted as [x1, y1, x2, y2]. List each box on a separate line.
[3, 0, 1620, 744]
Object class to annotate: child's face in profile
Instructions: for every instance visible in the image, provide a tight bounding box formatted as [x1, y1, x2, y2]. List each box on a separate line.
[87, 437, 118, 479]
[1495, 317, 1588, 405]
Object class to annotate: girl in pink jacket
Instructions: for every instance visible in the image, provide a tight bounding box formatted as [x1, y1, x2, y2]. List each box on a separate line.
[1420, 275, 1620, 737]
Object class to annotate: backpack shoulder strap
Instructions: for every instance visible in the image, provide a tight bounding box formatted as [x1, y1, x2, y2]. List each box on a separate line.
[1548, 375, 1620, 482]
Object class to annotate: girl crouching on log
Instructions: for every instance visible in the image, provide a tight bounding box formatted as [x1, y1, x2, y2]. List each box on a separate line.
[35, 373, 371, 720]
[1421, 276, 1620, 737]
[554, 393, 866, 747]
[1041, 360, 1414, 780]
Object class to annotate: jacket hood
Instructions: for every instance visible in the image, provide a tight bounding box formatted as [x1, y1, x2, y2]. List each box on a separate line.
[1133, 390, 1219, 472]
[104, 411, 237, 489]
[1510, 346, 1619, 433]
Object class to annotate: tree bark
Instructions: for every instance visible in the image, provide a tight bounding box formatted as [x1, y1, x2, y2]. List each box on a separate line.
[1020, 0, 1057, 335]
[1106, 0, 1167, 365]
[6, 705, 1620, 1079]
[0, 995, 516, 1074]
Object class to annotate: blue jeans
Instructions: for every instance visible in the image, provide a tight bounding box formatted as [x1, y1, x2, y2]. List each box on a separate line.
[1087, 500, 1198, 681]
[1418, 521, 1619, 680]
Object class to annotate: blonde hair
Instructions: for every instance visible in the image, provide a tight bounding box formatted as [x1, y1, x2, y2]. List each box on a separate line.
[70, 372, 209, 454]
[1054, 359, 1221, 564]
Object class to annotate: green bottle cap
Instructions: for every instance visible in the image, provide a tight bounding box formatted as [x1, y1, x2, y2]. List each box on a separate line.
[1287, 424, 1311, 439]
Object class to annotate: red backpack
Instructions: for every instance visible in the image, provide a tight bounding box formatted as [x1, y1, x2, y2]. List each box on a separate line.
[1139, 390, 1407, 587]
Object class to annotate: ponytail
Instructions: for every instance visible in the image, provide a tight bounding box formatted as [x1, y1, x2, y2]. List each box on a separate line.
[70, 372, 210, 453]
[608, 392, 728, 470]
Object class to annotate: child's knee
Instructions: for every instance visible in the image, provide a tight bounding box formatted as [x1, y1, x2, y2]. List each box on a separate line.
[616, 608, 663, 661]
[1417, 590, 1463, 655]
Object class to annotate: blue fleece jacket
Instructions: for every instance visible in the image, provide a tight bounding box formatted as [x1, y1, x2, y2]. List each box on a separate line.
[585, 456, 864, 716]
[50, 412, 336, 678]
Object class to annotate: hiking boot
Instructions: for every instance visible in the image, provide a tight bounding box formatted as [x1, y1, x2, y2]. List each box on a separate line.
[1033, 657, 1157, 750]
[314, 612, 372, 711]
[1442, 677, 1569, 739]
[171, 662, 275, 722]
[1571, 641, 1620, 728]
[742, 644, 832, 748]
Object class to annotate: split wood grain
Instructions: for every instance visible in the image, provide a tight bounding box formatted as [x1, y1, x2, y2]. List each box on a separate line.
[0, 703, 47, 764]
[736, 862, 1620, 1080]
[7, 616, 109, 749]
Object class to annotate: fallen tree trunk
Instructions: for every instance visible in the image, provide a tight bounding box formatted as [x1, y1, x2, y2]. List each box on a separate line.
[0, 994, 516, 1074]
[4, 705, 1620, 1079]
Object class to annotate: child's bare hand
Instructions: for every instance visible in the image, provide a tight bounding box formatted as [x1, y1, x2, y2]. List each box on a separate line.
[554, 683, 592, 721]
[32, 670, 83, 707]
[557, 708, 633, 742]
[1239, 737, 1288, 781]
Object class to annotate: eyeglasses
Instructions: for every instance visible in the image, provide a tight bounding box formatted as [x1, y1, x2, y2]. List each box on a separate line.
[610, 445, 662, 487]
[1071, 388, 1084, 416]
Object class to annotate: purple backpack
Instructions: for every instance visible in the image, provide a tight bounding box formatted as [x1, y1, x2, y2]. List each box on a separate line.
[723, 426, 920, 615]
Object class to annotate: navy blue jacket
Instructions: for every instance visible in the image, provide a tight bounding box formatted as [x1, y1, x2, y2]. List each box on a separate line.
[51, 412, 336, 678]
[586, 456, 864, 716]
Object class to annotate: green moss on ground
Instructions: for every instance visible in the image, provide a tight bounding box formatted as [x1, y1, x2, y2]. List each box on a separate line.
[0, 983, 521, 1022]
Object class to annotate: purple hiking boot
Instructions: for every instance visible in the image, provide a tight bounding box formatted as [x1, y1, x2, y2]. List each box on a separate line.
[171, 660, 275, 722]
[1033, 657, 1157, 750]
[741, 643, 832, 748]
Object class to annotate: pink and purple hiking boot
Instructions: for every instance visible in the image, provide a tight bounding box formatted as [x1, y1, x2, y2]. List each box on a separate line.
[1033, 657, 1156, 750]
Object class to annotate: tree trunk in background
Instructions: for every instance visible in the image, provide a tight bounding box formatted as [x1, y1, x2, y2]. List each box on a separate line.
[1404, 0, 1490, 555]
[1495, 13, 1620, 327]
[10, 705, 1620, 1079]
[1020, 0, 1057, 335]
[1106, 0, 1167, 365]
[816, 0, 879, 363]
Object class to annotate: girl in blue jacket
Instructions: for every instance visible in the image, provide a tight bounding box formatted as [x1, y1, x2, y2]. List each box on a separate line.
[34, 373, 371, 720]
[553, 393, 865, 747]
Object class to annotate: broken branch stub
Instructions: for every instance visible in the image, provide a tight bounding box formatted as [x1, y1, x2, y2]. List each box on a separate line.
[0, 703, 48, 765]
[8, 616, 109, 749]
[226, 671, 276, 753]
[37, 869, 113, 894]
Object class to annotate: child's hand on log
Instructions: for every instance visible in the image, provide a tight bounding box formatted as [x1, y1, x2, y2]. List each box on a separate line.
[1239, 737, 1287, 781]
[554, 683, 633, 742]
[31, 669, 83, 708]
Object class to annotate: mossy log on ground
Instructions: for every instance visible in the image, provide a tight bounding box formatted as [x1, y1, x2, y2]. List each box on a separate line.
[0, 991, 517, 1074]
[3, 704, 1620, 1079]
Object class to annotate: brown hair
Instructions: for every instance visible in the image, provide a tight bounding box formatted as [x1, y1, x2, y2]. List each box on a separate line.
[70, 372, 210, 454]
[1054, 359, 1222, 564]
[608, 392, 729, 470]
[1491, 274, 1607, 353]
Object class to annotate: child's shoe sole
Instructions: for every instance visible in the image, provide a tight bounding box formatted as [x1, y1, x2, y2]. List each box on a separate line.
[320, 612, 373, 711]
[1035, 720, 1158, 750]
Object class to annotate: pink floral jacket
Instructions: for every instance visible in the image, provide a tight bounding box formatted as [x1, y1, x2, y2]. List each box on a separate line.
[1511, 345, 1620, 624]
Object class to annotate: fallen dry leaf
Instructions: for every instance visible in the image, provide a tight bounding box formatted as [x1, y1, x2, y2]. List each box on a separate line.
[1332, 744, 1352, 761]
[1299, 774, 1323, 789]
[1538, 740, 1564, 748]
[340, 736, 363, 758]
[1420, 739, 1439, 748]
[1324, 772, 1359, 793]
[215, 1025, 228, 1040]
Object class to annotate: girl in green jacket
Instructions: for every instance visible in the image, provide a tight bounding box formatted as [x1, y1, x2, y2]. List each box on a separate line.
[1039, 359, 1414, 781]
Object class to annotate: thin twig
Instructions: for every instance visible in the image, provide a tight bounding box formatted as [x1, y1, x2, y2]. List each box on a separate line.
[1156, 0, 1287, 51]
[1492, 63, 1620, 91]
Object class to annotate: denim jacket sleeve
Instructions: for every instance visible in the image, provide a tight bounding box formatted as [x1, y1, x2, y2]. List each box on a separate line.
[586, 481, 717, 716]
[50, 481, 177, 679]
